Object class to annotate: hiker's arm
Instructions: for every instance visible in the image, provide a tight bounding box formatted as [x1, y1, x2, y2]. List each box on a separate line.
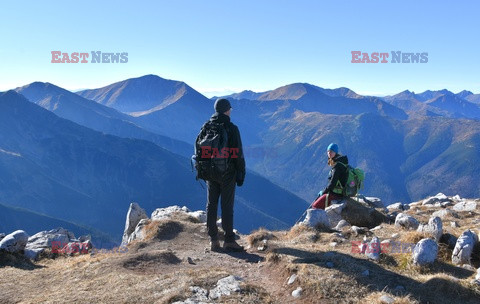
[324, 166, 340, 194]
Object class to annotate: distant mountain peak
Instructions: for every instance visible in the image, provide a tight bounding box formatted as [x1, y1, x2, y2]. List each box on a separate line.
[417, 89, 454, 101]
[456, 90, 473, 99]
[76, 74, 208, 114]
[258, 83, 323, 101]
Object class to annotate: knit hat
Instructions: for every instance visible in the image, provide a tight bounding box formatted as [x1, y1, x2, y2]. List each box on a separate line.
[327, 143, 338, 153]
[214, 98, 232, 113]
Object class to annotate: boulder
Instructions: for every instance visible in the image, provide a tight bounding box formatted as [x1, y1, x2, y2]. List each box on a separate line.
[450, 221, 459, 228]
[0, 230, 29, 253]
[387, 202, 407, 212]
[412, 238, 438, 266]
[452, 201, 477, 212]
[292, 287, 303, 298]
[379, 295, 395, 304]
[60, 241, 92, 256]
[172, 286, 209, 304]
[451, 195, 463, 202]
[127, 218, 150, 243]
[417, 216, 443, 242]
[351, 226, 368, 236]
[432, 209, 458, 219]
[302, 209, 330, 229]
[395, 213, 419, 230]
[325, 202, 346, 228]
[340, 199, 388, 228]
[122, 202, 148, 245]
[287, 274, 297, 285]
[422, 193, 451, 207]
[452, 229, 478, 265]
[209, 275, 243, 300]
[334, 220, 350, 230]
[366, 237, 381, 261]
[151, 205, 190, 221]
[24, 228, 76, 260]
[361, 196, 385, 209]
[188, 210, 207, 223]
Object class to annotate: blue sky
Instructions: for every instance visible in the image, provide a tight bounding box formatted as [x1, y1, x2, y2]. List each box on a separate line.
[0, 0, 478, 97]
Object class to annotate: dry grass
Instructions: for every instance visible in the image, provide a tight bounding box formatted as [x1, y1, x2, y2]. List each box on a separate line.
[143, 219, 184, 241]
[265, 252, 281, 263]
[362, 292, 419, 304]
[437, 242, 454, 263]
[399, 231, 425, 244]
[286, 224, 314, 239]
[296, 263, 371, 303]
[2, 202, 480, 304]
[245, 228, 279, 247]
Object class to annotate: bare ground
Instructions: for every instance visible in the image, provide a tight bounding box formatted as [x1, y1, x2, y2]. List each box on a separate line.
[1, 205, 480, 304]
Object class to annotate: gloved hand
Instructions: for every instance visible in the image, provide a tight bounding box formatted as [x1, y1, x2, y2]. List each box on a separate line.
[317, 190, 323, 197]
[236, 180, 244, 187]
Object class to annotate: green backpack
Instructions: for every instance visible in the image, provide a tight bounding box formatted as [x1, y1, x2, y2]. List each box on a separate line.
[334, 162, 365, 197]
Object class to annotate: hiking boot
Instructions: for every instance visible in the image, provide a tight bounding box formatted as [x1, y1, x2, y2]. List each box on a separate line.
[210, 240, 222, 252]
[223, 241, 245, 252]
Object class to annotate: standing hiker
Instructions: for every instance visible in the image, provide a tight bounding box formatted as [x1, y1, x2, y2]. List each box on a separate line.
[194, 98, 246, 252]
[312, 143, 348, 209]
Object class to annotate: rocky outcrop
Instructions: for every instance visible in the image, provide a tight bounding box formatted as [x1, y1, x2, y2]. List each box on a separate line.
[358, 196, 385, 209]
[340, 199, 388, 229]
[24, 228, 77, 260]
[209, 275, 243, 300]
[452, 229, 478, 265]
[126, 219, 150, 244]
[302, 209, 330, 229]
[172, 275, 243, 303]
[422, 193, 453, 207]
[122, 202, 148, 245]
[325, 202, 345, 228]
[452, 201, 477, 212]
[412, 238, 438, 265]
[432, 209, 458, 219]
[387, 202, 409, 212]
[122, 203, 208, 245]
[151, 205, 207, 223]
[0, 230, 29, 253]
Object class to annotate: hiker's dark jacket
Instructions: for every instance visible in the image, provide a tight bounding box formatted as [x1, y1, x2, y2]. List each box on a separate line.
[323, 154, 348, 195]
[206, 112, 246, 183]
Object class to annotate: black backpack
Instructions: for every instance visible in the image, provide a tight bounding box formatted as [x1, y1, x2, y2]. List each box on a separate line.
[193, 121, 230, 182]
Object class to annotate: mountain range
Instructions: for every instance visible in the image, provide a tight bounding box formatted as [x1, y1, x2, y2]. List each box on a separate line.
[0, 90, 308, 244]
[2, 75, 480, 245]
[15, 82, 192, 158]
[58, 77, 480, 203]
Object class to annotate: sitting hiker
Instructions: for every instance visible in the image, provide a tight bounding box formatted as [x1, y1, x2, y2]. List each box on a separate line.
[312, 143, 348, 209]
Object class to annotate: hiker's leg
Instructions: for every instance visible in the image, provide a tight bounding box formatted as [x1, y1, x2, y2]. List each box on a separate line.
[206, 181, 221, 241]
[220, 176, 236, 243]
[312, 194, 327, 209]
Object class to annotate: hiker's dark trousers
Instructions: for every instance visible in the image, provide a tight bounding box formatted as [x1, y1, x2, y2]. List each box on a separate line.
[206, 176, 236, 243]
